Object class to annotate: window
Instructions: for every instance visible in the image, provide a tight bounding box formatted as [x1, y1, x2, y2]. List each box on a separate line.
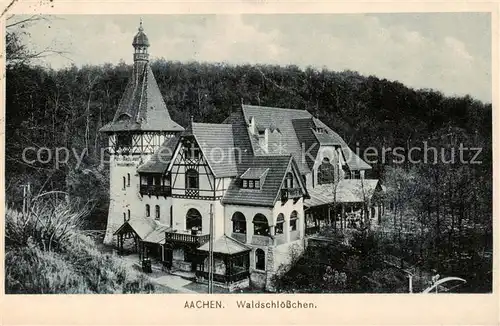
[145, 204, 150, 217]
[186, 208, 202, 231]
[318, 157, 335, 185]
[127, 209, 131, 221]
[147, 175, 154, 186]
[285, 172, 294, 189]
[242, 179, 261, 189]
[186, 169, 199, 189]
[127, 173, 130, 187]
[275, 213, 285, 235]
[154, 175, 161, 186]
[116, 133, 132, 148]
[122, 176, 126, 190]
[232, 212, 247, 234]
[253, 214, 269, 236]
[155, 205, 160, 220]
[290, 211, 298, 231]
[352, 171, 361, 179]
[255, 249, 265, 270]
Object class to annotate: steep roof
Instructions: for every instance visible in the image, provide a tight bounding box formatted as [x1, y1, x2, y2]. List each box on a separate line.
[242, 105, 311, 175]
[184, 123, 238, 178]
[241, 105, 371, 171]
[100, 62, 184, 133]
[198, 235, 251, 255]
[222, 155, 304, 207]
[137, 135, 180, 173]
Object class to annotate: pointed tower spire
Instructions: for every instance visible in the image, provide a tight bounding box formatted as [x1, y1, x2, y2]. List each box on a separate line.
[100, 21, 184, 134]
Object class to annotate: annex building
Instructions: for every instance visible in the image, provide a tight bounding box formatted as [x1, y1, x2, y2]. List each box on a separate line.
[100, 23, 384, 291]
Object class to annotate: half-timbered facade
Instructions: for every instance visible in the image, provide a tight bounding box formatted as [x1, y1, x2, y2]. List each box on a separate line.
[101, 23, 383, 292]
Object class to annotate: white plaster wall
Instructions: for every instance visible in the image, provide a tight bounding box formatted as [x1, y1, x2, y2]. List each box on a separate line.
[223, 204, 273, 243]
[171, 197, 224, 238]
[104, 155, 150, 244]
[140, 196, 172, 226]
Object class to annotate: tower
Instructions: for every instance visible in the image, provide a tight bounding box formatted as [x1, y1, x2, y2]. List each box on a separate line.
[100, 21, 184, 244]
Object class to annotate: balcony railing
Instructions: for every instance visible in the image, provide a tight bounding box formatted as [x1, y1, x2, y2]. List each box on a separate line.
[140, 185, 171, 197]
[165, 231, 210, 246]
[281, 187, 302, 202]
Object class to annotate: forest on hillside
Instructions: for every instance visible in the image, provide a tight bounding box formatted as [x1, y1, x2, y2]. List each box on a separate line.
[5, 17, 493, 292]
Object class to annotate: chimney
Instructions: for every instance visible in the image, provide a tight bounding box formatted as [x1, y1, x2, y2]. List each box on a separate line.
[258, 128, 268, 153]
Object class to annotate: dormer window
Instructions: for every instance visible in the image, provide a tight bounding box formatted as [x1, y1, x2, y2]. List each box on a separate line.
[240, 168, 269, 190]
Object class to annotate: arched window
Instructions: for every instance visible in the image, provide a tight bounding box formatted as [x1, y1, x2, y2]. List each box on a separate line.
[186, 208, 202, 231]
[290, 210, 298, 231]
[127, 173, 131, 187]
[145, 204, 150, 217]
[285, 172, 294, 189]
[123, 176, 126, 190]
[127, 209, 131, 221]
[318, 157, 335, 185]
[186, 169, 199, 189]
[255, 249, 265, 270]
[253, 214, 269, 236]
[155, 205, 160, 220]
[275, 213, 285, 235]
[232, 212, 246, 234]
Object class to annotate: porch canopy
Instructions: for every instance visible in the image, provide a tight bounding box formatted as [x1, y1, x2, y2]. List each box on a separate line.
[196, 235, 251, 284]
[113, 218, 171, 257]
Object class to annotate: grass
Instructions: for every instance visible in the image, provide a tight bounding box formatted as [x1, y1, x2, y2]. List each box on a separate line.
[5, 193, 158, 294]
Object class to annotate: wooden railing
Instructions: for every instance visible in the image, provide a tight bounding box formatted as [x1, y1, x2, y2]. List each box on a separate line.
[305, 226, 319, 235]
[165, 232, 210, 246]
[140, 185, 171, 197]
[281, 188, 302, 202]
[196, 270, 250, 283]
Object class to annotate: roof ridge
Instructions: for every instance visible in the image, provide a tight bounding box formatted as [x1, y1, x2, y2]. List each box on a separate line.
[242, 104, 310, 113]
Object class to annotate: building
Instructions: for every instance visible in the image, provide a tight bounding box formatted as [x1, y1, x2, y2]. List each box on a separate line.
[100, 23, 384, 292]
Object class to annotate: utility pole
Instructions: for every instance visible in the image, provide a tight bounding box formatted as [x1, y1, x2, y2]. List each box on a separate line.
[208, 203, 214, 294]
[21, 183, 31, 215]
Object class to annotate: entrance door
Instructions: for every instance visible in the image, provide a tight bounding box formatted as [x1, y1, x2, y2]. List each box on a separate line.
[164, 244, 173, 269]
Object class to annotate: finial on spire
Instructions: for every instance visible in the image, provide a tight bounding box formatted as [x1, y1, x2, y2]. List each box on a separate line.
[138, 18, 143, 32]
[190, 115, 194, 125]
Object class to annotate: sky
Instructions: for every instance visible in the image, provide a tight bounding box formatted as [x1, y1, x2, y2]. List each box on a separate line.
[12, 13, 492, 103]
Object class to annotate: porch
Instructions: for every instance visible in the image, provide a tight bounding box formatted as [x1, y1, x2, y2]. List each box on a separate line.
[196, 235, 251, 291]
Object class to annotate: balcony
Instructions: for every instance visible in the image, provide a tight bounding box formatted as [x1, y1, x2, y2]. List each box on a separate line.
[281, 187, 302, 202]
[165, 231, 210, 246]
[140, 185, 171, 197]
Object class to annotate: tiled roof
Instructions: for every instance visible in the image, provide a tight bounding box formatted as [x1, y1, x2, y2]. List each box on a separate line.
[222, 155, 301, 207]
[241, 105, 371, 171]
[304, 179, 381, 207]
[240, 167, 269, 179]
[113, 217, 171, 243]
[100, 62, 184, 133]
[242, 105, 311, 175]
[198, 235, 251, 255]
[143, 225, 171, 244]
[222, 111, 255, 175]
[137, 135, 180, 173]
[190, 123, 238, 178]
